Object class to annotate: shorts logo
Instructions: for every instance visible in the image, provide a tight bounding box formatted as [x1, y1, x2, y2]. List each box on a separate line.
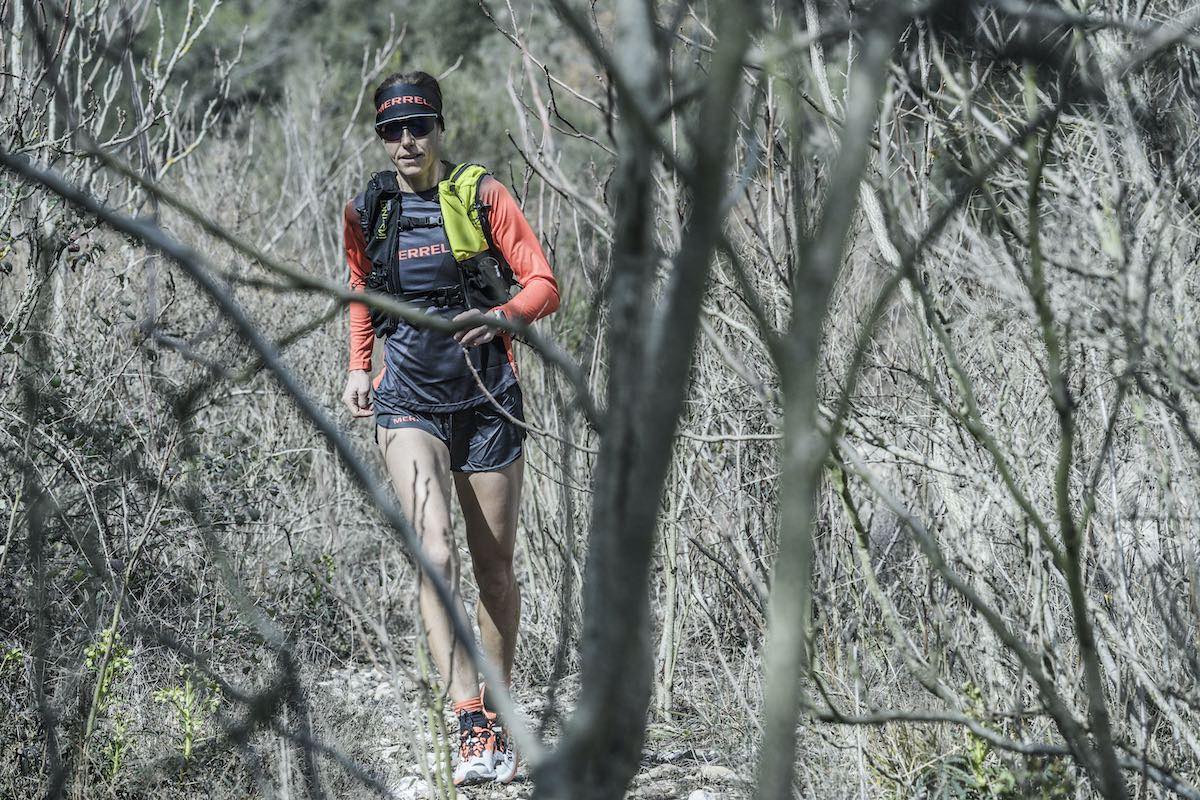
[392, 415, 418, 424]
[377, 96, 435, 113]
[397, 243, 449, 260]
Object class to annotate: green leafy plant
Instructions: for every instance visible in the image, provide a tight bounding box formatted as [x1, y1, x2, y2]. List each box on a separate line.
[102, 712, 133, 784]
[81, 629, 135, 782]
[154, 666, 221, 764]
[1, 645, 22, 675]
[905, 684, 1076, 799]
[305, 551, 337, 608]
[84, 627, 131, 715]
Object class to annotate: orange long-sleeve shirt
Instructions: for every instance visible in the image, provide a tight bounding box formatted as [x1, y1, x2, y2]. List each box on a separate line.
[344, 175, 560, 376]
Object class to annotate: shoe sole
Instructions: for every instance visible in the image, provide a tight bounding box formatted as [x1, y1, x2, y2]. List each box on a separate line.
[493, 748, 519, 784]
[454, 768, 497, 787]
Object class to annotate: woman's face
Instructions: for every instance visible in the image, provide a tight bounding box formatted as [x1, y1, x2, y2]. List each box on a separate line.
[382, 116, 442, 187]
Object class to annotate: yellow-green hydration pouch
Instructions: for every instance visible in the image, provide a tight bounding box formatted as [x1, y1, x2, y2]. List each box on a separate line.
[438, 163, 491, 262]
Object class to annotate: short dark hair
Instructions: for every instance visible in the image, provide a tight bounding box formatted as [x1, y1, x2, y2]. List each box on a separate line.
[374, 70, 444, 127]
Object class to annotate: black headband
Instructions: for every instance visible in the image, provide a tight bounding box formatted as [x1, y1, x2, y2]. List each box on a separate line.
[375, 83, 443, 127]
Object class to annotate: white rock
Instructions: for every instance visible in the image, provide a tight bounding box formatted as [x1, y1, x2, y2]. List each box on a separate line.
[632, 781, 677, 798]
[687, 791, 716, 800]
[645, 764, 682, 781]
[388, 776, 428, 800]
[698, 765, 739, 783]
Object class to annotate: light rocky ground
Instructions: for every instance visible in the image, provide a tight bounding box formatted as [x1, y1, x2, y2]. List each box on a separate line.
[314, 665, 749, 799]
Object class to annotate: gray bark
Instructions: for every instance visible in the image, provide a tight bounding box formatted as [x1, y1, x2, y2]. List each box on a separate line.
[754, 11, 899, 799]
[536, 1, 758, 798]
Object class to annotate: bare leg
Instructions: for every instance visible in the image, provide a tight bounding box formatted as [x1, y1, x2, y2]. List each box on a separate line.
[454, 454, 524, 687]
[378, 425, 478, 703]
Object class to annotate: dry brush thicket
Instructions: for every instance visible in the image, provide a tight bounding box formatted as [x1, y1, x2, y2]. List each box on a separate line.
[3, 0, 1200, 798]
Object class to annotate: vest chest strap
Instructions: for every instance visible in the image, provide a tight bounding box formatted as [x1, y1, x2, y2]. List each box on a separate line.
[396, 214, 443, 231]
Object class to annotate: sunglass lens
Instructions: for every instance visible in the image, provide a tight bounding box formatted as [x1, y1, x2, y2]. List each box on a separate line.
[407, 117, 435, 137]
[378, 121, 406, 141]
[378, 117, 435, 141]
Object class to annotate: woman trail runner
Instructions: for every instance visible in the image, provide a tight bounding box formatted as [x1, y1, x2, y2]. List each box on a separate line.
[341, 69, 559, 786]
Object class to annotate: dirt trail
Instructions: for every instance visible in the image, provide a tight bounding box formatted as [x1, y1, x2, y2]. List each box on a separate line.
[315, 665, 747, 799]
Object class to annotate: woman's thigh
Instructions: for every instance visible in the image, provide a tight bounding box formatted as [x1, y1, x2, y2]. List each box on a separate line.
[377, 425, 455, 551]
[453, 454, 524, 564]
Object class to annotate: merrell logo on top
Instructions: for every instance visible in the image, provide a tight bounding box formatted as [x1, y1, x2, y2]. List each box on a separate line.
[398, 243, 449, 260]
[378, 96, 435, 113]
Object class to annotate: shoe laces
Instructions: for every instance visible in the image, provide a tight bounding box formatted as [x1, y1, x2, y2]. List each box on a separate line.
[479, 687, 511, 756]
[489, 718, 510, 755]
[458, 710, 493, 759]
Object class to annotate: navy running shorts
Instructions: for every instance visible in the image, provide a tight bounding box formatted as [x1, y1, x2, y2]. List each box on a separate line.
[375, 383, 526, 473]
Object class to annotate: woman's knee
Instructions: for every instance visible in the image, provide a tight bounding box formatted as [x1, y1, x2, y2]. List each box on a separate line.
[473, 557, 516, 602]
[420, 535, 459, 583]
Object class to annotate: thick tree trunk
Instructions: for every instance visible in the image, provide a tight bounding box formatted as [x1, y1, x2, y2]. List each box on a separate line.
[754, 14, 899, 799]
[536, 2, 757, 798]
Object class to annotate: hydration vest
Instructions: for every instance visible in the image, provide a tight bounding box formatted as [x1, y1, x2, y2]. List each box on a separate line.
[358, 162, 520, 338]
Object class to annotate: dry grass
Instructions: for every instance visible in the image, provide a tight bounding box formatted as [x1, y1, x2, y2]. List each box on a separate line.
[5, 1, 1200, 798]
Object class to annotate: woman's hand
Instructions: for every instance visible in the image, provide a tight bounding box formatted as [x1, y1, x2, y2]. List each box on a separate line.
[343, 370, 374, 418]
[452, 308, 504, 348]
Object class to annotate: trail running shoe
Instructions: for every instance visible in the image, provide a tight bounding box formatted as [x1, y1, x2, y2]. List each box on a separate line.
[453, 709, 496, 786]
[480, 683, 519, 784]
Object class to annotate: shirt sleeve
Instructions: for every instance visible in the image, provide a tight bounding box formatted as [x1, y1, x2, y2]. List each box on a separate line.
[344, 199, 375, 372]
[479, 176, 560, 325]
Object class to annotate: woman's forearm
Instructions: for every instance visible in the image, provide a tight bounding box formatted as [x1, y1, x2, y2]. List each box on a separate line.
[345, 199, 376, 371]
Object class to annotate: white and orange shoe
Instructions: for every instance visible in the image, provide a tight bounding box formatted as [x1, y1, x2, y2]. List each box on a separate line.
[452, 702, 496, 786]
[480, 683, 519, 784]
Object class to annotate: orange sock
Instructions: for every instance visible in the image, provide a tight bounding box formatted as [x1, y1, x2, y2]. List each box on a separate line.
[452, 696, 483, 715]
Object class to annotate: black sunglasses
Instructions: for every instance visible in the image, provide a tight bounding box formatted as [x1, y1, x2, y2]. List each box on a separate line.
[376, 116, 438, 142]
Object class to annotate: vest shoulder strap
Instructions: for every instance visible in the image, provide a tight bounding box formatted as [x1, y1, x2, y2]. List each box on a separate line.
[361, 170, 402, 242]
